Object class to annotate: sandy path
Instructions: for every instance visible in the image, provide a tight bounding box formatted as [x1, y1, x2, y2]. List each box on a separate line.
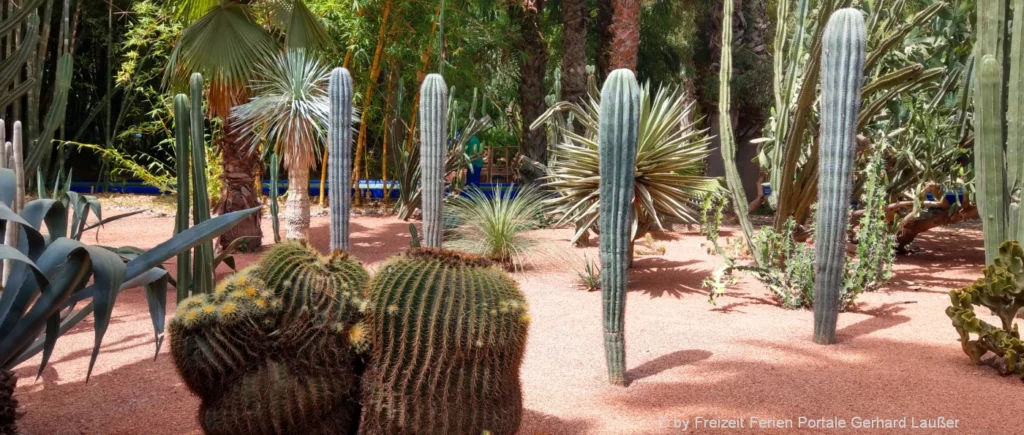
[12, 211, 1016, 434]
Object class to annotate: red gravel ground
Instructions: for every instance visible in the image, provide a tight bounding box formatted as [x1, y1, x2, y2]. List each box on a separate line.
[12, 208, 1019, 434]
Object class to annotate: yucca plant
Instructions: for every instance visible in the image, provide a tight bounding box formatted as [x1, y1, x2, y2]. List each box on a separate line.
[0, 166, 258, 433]
[231, 48, 331, 241]
[534, 82, 719, 252]
[447, 184, 548, 270]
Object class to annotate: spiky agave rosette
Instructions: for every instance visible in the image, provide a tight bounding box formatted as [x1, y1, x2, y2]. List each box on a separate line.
[169, 241, 371, 435]
[359, 248, 529, 435]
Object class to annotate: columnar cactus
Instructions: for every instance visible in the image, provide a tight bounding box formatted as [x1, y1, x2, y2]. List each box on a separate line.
[173, 94, 192, 301]
[169, 241, 370, 435]
[329, 68, 355, 251]
[973, 0, 1024, 263]
[190, 73, 214, 295]
[360, 249, 529, 435]
[419, 74, 447, 248]
[598, 69, 640, 385]
[2, 121, 23, 287]
[813, 8, 865, 345]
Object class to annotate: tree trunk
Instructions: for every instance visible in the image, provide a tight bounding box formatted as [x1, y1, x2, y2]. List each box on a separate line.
[284, 167, 310, 240]
[561, 0, 588, 134]
[608, 0, 641, 72]
[214, 121, 263, 251]
[596, 0, 614, 80]
[510, 0, 549, 183]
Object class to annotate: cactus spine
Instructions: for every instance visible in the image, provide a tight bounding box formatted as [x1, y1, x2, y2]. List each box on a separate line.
[598, 69, 640, 385]
[190, 73, 215, 295]
[360, 249, 528, 435]
[329, 68, 355, 251]
[174, 94, 192, 301]
[973, 0, 1024, 264]
[813, 9, 865, 345]
[419, 74, 447, 248]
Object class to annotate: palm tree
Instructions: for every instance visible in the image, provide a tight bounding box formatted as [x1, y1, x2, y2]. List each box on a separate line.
[508, 0, 549, 183]
[165, 0, 331, 250]
[231, 50, 331, 240]
[561, 0, 588, 134]
[597, 0, 640, 75]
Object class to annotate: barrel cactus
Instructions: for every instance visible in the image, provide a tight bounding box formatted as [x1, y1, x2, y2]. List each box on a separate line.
[598, 69, 640, 385]
[169, 241, 371, 435]
[813, 8, 865, 345]
[329, 67, 355, 251]
[419, 74, 448, 248]
[359, 249, 529, 435]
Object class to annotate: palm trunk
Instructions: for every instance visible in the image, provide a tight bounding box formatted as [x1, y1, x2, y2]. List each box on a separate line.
[561, 0, 588, 135]
[596, 0, 614, 80]
[214, 121, 263, 251]
[511, 0, 549, 183]
[609, 0, 641, 72]
[284, 167, 310, 240]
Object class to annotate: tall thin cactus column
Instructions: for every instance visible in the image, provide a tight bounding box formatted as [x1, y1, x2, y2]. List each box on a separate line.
[2, 121, 23, 287]
[813, 8, 865, 345]
[174, 94, 192, 301]
[328, 68, 354, 251]
[599, 69, 640, 385]
[419, 74, 447, 248]
[190, 73, 214, 295]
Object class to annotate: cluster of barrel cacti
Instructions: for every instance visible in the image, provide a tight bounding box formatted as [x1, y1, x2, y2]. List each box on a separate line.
[946, 241, 1024, 379]
[170, 241, 371, 434]
[812, 8, 866, 345]
[170, 243, 529, 434]
[173, 73, 216, 301]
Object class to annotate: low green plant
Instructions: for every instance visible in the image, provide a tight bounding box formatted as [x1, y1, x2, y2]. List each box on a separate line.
[577, 254, 601, 291]
[947, 240, 1024, 380]
[447, 183, 548, 270]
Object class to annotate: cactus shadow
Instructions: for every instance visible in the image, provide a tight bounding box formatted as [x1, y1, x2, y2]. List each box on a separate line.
[836, 302, 912, 340]
[519, 409, 594, 435]
[627, 349, 713, 385]
[307, 218, 413, 266]
[628, 259, 707, 298]
[709, 294, 781, 313]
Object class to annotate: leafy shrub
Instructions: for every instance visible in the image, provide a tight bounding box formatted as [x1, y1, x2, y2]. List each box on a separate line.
[947, 241, 1024, 380]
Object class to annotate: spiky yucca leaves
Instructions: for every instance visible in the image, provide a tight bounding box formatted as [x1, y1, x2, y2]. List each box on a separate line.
[360, 249, 529, 435]
[536, 82, 718, 245]
[447, 183, 549, 270]
[947, 241, 1024, 379]
[169, 242, 371, 435]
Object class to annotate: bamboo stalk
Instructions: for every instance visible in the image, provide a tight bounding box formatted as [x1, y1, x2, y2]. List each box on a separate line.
[351, 0, 392, 206]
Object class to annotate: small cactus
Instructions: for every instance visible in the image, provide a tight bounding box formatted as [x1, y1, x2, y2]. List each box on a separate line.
[419, 74, 448, 248]
[360, 249, 529, 435]
[598, 69, 640, 385]
[329, 67, 355, 251]
[169, 241, 370, 435]
[813, 8, 866, 345]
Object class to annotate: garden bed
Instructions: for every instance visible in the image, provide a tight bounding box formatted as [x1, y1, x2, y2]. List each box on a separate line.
[12, 201, 1015, 434]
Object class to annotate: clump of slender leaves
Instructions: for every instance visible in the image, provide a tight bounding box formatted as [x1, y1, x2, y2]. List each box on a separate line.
[446, 183, 548, 270]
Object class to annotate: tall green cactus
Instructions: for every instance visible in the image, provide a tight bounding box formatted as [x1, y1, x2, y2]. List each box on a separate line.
[598, 69, 640, 385]
[190, 73, 214, 295]
[174, 94, 192, 302]
[973, 0, 1024, 264]
[360, 249, 528, 435]
[269, 152, 282, 243]
[2, 121, 24, 287]
[813, 8, 866, 345]
[419, 74, 447, 248]
[170, 241, 370, 435]
[329, 67, 354, 251]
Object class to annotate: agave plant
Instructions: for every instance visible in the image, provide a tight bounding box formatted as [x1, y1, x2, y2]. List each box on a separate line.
[0, 164, 257, 433]
[533, 82, 719, 248]
[231, 48, 331, 240]
[446, 183, 548, 270]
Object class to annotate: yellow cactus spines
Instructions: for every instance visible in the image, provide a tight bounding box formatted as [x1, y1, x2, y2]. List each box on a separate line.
[169, 242, 371, 435]
[347, 321, 370, 353]
[360, 248, 528, 435]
